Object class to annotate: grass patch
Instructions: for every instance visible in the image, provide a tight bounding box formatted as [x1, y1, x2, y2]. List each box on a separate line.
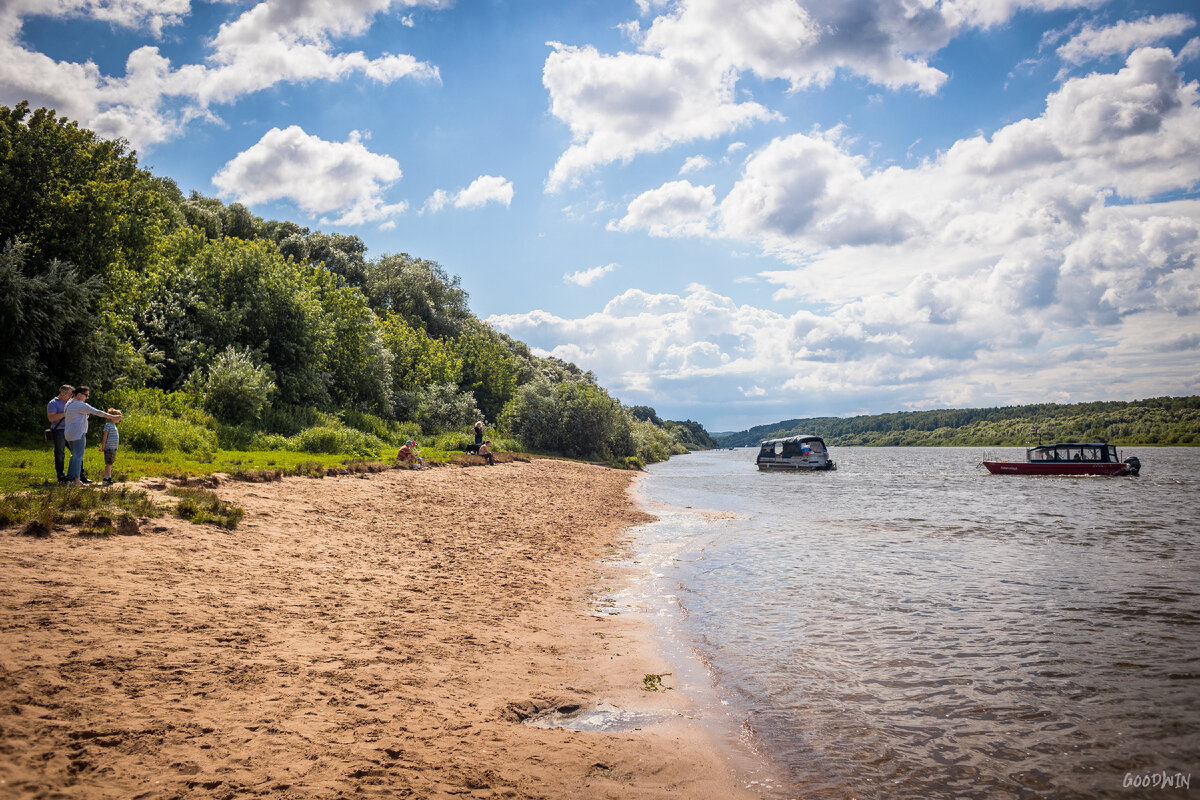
[168, 486, 244, 529]
[0, 445, 366, 492]
[0, 484, 161, 535]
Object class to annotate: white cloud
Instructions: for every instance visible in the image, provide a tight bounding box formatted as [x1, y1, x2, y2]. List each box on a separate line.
[680, 155, 711, 174]
[212, 126, 407, 226]
[609, 180, 717, 237]
[514, 45, 1200, 423]
[542, 0, 1099, 190]
[424, 175, 515, 212]
[1057, 14, 1195, 65]
[564, 263, 618, 287]
[0, 0, 447, 151]
[454, 175, 514, 208]
[543, 40, 777, 191]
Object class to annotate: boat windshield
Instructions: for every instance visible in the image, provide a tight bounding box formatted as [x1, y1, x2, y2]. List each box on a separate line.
[1029, 445, 1112, 462]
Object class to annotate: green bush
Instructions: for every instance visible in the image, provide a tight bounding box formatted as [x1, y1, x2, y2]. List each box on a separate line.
[101, 386, 215, 427]
[248, 431, 290, 451]
[259, 403, 325, 436]
[196, 346, 276, 424]
[340, 408, 412, 443]
[289, 425, 385, 457]
[631, 418, 682, 464]
[118, 412, 217, 454]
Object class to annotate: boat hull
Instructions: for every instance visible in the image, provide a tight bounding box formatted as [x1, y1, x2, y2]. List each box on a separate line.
[757, 459, 836, 471]
[982, 460, 1131, 476]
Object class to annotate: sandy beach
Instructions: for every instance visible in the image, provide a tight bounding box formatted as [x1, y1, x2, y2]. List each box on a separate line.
[0, 459, 758, 799]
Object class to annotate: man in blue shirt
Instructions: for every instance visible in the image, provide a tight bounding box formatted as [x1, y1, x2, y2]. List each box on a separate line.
[46, 384, 74, 484]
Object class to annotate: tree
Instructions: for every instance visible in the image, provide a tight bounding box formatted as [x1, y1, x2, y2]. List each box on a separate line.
[0, 239, 102, 404]
[0, 102, 180, 281]
[362, 252, 471, 338]
[312, 267, 394, 415]
[186, 237, 334, 406]
[455, 321, 521, 422]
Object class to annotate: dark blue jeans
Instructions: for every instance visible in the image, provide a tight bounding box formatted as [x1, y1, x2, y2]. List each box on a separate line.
[52, 427, 67, 480]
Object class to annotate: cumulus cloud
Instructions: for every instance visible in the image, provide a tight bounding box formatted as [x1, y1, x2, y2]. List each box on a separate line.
[608, 180, 717, 237]
[1057, 14, 1195, 65]
[680, 155, 711, 174]
[0, 0, 446, 151]
[564, 263, 618, 287]
[543, 0, 1099, 190]
[454, 175, 514, 208]
[515, 45, 1200, 423]
[424, 175, 514, 212]
[212, 126, 407, 226]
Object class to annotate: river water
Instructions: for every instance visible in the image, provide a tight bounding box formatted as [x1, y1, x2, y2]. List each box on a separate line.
[629, 447, 1200, 799]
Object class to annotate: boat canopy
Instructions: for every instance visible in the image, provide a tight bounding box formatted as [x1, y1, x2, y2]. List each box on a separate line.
[1027, 443, 1119, 463]
[759, 435, 828, 455]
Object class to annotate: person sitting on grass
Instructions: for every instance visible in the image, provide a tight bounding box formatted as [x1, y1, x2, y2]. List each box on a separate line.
[396, 440, 425, 469]
[477, 440, 495, 466]
[98, 409, 123, 485]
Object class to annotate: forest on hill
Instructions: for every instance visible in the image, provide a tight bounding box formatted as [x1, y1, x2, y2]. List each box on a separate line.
[714, 396, 1200, 448]
[0, 102, 716, 465]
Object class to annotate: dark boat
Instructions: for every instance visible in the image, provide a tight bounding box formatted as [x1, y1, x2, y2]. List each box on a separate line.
[757, 435, 836, 471]
[983, 441, 1140, 476]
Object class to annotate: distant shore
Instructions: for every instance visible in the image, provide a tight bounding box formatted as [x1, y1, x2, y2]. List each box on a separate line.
[0, 459, 757, 799]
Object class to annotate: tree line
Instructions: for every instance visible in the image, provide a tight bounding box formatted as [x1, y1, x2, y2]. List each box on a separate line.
[0, 102, 715, 463]
[714, 396, 1200, 448]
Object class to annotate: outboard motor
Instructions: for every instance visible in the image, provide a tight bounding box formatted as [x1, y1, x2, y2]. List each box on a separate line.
[1124, 456, 1141, 477]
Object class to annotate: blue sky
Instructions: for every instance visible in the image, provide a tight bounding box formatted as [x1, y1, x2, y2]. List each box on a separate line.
[3, 0, 1199, 431]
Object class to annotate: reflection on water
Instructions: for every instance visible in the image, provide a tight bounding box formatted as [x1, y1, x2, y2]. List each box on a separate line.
[634, 447, 1200, 799]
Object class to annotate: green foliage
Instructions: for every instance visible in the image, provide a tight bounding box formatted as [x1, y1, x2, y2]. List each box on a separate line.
[663, 419, 719, 450]
[0, 102, 181, 282]
[117, 413, 218, 455]
[501, 378, 632, 461]
[340, 409, 414, 444]
[380, 312, 462, 393]
[715, 396, 1200, 447]
[455, 321, 521, 422]
[312, 267, 393, 415]
[289, 425, 386, 457]
[0, 240, 104, 404]
[361, 252, 471, 338]
[631, 418, 685, 463]
[194, 346, 276, 424]
[404, 383, 481, 434]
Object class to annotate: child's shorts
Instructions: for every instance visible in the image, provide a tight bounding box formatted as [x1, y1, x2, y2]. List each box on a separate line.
[103, 449, 118, 465]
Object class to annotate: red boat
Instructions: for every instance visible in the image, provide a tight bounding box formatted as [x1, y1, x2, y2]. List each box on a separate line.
[983, 442, 1141, 476]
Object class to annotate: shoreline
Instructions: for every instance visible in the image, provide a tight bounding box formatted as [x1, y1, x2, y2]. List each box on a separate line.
[0, 458, 759, 799]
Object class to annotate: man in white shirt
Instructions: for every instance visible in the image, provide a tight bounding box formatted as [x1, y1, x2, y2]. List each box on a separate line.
[62, 386, 121, 486]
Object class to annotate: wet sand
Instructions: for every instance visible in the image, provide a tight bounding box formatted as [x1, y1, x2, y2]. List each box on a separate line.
[0, 459, 758, 799]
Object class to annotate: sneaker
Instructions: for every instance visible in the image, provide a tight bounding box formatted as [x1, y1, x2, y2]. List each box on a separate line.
[102, 478, 114, 485]
[80, 477, 94, 485]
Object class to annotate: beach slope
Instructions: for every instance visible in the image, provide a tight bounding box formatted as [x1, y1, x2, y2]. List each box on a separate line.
[0, 459, 755, 799]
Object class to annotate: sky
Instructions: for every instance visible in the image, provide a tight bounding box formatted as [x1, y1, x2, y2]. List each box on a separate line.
[3, 0, 1199, 432]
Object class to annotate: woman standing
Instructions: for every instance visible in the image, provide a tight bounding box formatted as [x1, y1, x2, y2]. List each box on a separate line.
[63, 386, 122, 486]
